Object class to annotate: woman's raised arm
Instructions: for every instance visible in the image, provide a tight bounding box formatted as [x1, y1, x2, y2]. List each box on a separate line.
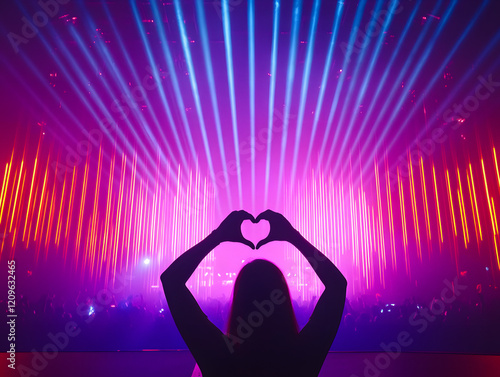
[255, 209, 347, 375]
[160, 210, 255, 372]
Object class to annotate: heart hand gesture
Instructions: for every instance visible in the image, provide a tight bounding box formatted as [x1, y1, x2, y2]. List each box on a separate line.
[212, 210, 255, 249]
[254, 209, 296, 249]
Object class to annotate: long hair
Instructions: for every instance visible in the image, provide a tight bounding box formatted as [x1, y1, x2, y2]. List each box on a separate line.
[226, 259, 298, 357]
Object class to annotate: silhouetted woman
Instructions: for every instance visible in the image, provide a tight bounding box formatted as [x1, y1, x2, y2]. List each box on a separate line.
[161, 209, 347, 377]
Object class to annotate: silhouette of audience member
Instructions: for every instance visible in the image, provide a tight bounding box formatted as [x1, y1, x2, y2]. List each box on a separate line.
[161, 210, 347, 377]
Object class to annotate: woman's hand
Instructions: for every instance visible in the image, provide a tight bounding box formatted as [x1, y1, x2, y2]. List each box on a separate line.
[254, 209, 297, 249]
[212, 210, 256, 249]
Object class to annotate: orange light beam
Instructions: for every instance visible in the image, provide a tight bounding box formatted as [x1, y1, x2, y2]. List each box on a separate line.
[45, 158, 60, 251]
[466, 171, 480, 247]
[457, 188, 467, 249]
[374, 160, 386, 270]
[45, 186, 57, 252]
[90, 147, 103, 267]
[113, 154, 126, 285]
[22, 134, 41, 239]
[134, 180, 142, 264]
[55, 174, 67, 249]
[457, 167, 469, 246]
[372, 207, 382, 285]
[34, 162, 49, 242]
[25, 179, 39, 247]
[10, 170, 27, 256]
[397, 168, 409, 274]
[75, 159, 90, 266]
[362, 191, 370, 286]
[36, 187, 50, 260]
[481, 158, 496, 236]
[126, 153, 137, 270]
[420, 157, 432, 245]
[64, 166, 77, 262]
[445, 170, 458, 237]
[85, 218, 92, 276]
[494, 147, 500, 192]
[491, 197, 499, 235]
[408, 154, 422, 261]
[9, 160, 23, 232]
[432, 164, 444, 245]
[385, 157, 396, 269]
[367, 204, 374, 288]
[23, 159, 38, 242]
[102, 152, 115, 283]
[469, 164, 483, 241]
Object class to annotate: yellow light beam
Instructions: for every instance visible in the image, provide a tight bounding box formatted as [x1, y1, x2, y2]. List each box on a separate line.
[432, 164, 444, 246]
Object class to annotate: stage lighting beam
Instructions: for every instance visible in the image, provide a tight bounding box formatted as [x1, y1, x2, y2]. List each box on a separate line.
[264, 0, 281, 205]
[221, 0, 244, 206]
[173, 0, 221, 199]
[103, 1, 188, 175]
[194, 0, 234, 208]
[61, 25, 156, 179]
[141, 0, 203, 183]
[315, 0, 368, 175]
[248, 0, 256, 208]
[276, 0, 303, 198]
[301, 1, 344, 181]
[289, 0, 321, 185]
[328, 0, 398, 176]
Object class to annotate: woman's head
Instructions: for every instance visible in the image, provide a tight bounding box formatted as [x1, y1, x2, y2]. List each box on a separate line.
[227, 259, 298, 354]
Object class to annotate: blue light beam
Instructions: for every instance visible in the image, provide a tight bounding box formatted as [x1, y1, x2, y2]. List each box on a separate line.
[264, 0, 281, 206]
[221, 0, 244, 207]
[248, 0, 256, 210]
[276, 0, 303, 202]
[289, 0, 322, 186]
[300, 1, 344, 183]
[194, 0, 234, 208]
